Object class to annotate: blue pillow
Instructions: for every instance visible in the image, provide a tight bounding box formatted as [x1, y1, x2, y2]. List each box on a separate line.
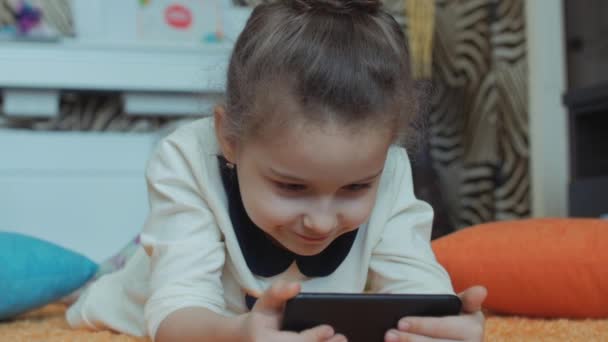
[0, 232, 98, 320]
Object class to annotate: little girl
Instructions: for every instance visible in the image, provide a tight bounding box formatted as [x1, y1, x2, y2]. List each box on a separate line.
[68, 0, 486, 341]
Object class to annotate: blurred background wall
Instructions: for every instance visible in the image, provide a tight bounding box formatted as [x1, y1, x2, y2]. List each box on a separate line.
[2, 0, 599, 262]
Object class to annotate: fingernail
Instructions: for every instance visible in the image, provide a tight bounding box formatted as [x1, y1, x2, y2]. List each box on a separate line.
[398, 320, 410, 331]
[322, 326, 334, 338]
[385, 330, 399, 342]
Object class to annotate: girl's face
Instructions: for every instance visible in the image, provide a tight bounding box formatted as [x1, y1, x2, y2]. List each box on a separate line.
[222, 117, 392, 256]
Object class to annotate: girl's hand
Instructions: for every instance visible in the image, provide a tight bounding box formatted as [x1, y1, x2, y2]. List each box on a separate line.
[240, 281, 347, 342]
[384, 286, 487, 342]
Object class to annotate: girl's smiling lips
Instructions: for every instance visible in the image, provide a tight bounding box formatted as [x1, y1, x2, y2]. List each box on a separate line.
[295, 232, 331, 243]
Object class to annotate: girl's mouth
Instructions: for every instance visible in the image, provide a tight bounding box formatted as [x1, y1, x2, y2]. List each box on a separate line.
[295, 232, 330, 244]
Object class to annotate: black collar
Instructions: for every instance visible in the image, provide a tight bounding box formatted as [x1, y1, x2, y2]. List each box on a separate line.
[218, 157, 358, 278]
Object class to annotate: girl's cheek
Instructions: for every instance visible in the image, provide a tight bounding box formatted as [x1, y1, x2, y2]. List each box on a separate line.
[339, 194, 377, 228]
[264, 195, 306, 221]
[243, 189, 303, 227]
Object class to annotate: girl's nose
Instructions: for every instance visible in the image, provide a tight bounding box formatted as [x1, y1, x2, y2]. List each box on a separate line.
[302, 201, 338, 235]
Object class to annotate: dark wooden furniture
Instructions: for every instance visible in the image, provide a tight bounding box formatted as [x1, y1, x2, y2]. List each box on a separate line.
[564, 0, 608, 217]
[563, 83, 608, 217]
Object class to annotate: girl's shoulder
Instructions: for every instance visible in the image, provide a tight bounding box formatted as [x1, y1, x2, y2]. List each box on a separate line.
[161, 117, 218, 155]
[382, 145, 413, 184]
[146, 116, 221, 184]
[371, 144, 417, 213]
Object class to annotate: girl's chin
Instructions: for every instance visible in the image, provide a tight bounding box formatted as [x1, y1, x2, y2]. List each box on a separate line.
[285, 239, 331, 256]
[264, 231, 331, 256]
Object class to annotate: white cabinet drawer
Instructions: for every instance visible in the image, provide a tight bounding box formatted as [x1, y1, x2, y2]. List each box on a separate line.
[0, 129, 159, 262]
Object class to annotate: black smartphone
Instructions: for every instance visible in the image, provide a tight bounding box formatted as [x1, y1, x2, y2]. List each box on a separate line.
[281, 293, 462, 342]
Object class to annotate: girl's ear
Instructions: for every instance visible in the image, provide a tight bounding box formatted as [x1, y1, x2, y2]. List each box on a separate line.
[214, 106, 238, 164]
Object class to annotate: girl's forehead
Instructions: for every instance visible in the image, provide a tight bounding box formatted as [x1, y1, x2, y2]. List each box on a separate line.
[255, 117, 389, 148]
[242, 122, 392, 182]
[247, 87, 395, 142]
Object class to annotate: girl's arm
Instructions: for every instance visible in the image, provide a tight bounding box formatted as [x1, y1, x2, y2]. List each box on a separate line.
[141, 137, 229, 339]
[155, 307, 245, 342]
[368, 148, 486, 341]
[155, 282, 346, 342]
[368, 148, 453, 294]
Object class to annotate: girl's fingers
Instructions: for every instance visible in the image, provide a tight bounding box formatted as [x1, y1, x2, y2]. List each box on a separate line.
[396, 312, 485, 341]
[389, 286, 484, 341]
[326, 333, 348, 342]
[396, 316, 470, 340]
[269, 326, 344, 342]
[299, 324, 336, 340]
[252, 281, 301, 315]
[457, 286, 488, 313]
[385, 329, 459, 342]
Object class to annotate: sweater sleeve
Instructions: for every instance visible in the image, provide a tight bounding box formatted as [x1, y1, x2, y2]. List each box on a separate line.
[140, 136, 227, 339]
[368, 148, 454, 295]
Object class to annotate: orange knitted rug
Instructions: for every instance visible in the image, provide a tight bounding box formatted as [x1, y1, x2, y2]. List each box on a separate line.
[1, 304, 607, 341]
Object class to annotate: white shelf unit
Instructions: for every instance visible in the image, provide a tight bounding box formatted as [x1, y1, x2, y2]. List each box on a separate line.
[0, 40, 232, 92]
[0, 0, 252, 117]
[0, 2, 251, 261]
[0, 40, 232, 117]
[0, 129, 159, 262]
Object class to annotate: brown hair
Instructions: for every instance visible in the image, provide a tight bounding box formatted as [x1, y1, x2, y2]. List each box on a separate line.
[223, 0, 416, 145]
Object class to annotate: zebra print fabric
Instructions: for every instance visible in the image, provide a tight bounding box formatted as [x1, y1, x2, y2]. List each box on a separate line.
[0, 93, 177, 132]
[427, 0, 529, 228]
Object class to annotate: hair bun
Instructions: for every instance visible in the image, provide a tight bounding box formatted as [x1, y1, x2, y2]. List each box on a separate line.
[289, 0, 381, 15]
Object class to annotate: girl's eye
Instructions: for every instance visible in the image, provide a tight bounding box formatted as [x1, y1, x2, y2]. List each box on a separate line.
[275, 182, 307, 192]
[343, 183, 371, 192]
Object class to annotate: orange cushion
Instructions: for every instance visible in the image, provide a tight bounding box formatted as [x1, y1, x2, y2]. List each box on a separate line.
[431, 218, 608, 318]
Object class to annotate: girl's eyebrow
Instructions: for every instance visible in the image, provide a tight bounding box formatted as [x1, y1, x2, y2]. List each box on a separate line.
[268, 168, 307, 182]
[268, 167, 384, 183]
[354, 169, 384, 183]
